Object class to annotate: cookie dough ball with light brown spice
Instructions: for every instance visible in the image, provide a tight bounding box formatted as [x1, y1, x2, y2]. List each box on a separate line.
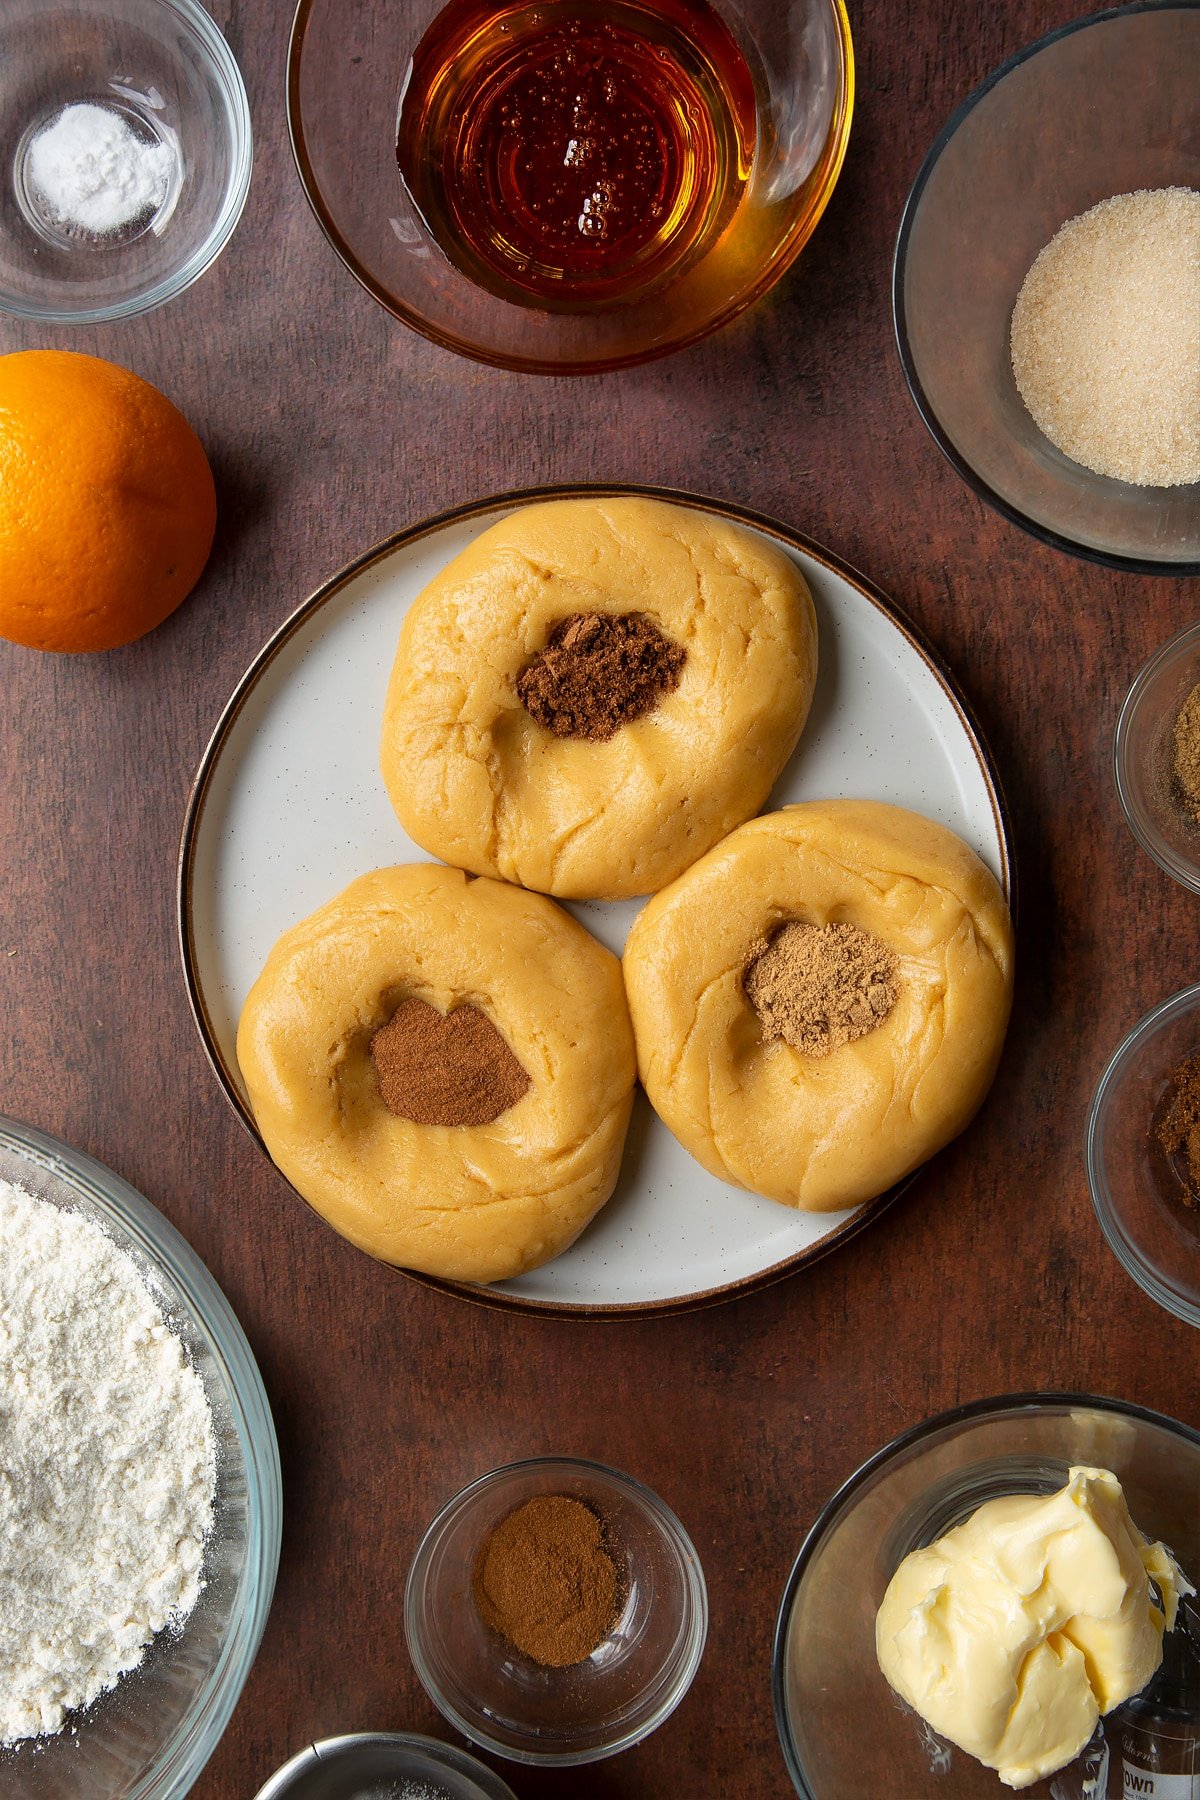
[380, 496, 818, 900]
[236, 864, 636, 1283]
[622, 801, 1014, 1211]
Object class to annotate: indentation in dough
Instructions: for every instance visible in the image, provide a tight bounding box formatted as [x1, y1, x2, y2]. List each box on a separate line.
[371, 997, 531, 1126]
[515, 611, 686, 740]
[743, 921, 900, 1058]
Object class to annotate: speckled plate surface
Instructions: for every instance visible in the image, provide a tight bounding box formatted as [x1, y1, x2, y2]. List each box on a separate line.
[179, 485, 1012, 1316]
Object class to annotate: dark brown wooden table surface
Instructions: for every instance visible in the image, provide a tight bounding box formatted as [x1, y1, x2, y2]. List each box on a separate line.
[3, 1, 1198, 1794]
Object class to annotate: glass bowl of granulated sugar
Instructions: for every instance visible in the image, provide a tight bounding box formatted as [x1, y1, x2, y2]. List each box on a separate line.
[0, 0, 251, 322]
[0, 1113, 281, 1799]
[894, 3, 1200, 575]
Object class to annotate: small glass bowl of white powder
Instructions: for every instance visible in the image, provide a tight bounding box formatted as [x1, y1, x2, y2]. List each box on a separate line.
[894, 3, 1200, 575]
[0, 0, 251, 323]
[0, 1113, 280, 1797]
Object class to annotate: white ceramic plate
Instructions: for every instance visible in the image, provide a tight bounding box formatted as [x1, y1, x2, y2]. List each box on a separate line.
[180, 486, 1012, 1316]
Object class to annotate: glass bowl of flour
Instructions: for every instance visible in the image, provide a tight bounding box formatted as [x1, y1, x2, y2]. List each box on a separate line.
[0, 0, 251, 322]
[0, 1114, 281, 1799]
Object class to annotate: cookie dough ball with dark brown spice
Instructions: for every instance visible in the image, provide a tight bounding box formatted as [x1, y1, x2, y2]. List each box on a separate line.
[380, 496, 818, 900]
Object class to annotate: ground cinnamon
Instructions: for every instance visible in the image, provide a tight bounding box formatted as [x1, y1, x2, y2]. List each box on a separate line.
[370, 997, 530, 1126]
[744, 920, 900, 1057]
[472, 1494, 621, 1667]
[1156, 1051, 1200, 1206]
[516, 611, 686, 740]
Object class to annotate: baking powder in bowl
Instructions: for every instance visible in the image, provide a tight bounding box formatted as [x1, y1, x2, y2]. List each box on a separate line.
[0, 1179, 216, 1743]
[25, 102, 175, 237]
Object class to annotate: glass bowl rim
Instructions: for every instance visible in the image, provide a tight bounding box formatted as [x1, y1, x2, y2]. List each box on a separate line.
[0, 1111, 282, 1800]
[403, 1453, 709, 1766]
[285, 0, 855, 376]
[1113, 619, 1200, 895]
[251, 1731, 522, 1799]
[0, 0, 253, 326]
[771, 1388, 1200, 1799]
[891, 0, 1200, 579]
[1085, 981, 1200, 1326]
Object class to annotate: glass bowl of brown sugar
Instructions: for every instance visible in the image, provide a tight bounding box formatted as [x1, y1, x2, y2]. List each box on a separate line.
[1087, 983, 1200, 1328]
[403, 1456, 708, 1764]
[1115, 621, 1200, 894]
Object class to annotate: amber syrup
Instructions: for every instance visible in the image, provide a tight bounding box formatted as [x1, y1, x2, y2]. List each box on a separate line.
[397, 0, 756, 309]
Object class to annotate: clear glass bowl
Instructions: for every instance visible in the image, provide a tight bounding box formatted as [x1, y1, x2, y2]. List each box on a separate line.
[0, 0, 252, 322]
[1087, 984, 1200, 1329]
[773, 1393, 1200, 1799]
[893, 4, 1200, 575]
[1115, 621, 1200, 894]
[287, 0, 853, 374]
[253, 1732, 520, 1800]
[0, 1114, 281, 1800]
[404, 1456, 708, 1764]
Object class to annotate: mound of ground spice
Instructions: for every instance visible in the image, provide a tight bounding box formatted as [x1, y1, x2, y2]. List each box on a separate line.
[744, 920, 900, 1057]
[370, 997, 530, 1126]
[1171, 682, 1200, 828]
[472, 1494, 621, 1667]
[1156, 1052, 1200, 1207]
[516, 611, 686, 740]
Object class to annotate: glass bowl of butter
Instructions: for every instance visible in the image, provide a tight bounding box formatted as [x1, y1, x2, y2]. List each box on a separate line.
[773, 1393, 1200, 1799]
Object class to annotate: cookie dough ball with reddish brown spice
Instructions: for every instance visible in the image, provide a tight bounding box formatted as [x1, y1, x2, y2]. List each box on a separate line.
[380, 496, 818, 900]
[623, 801, 1014, 1211]
[236, 864, 636, 1283]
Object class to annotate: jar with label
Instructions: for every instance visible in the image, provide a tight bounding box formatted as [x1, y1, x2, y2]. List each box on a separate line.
[1110, 1624, 1200, 1799]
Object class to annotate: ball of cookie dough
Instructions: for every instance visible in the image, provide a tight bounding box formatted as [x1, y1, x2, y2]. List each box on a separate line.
[236, 864, 636, 1283]
[622, 801, 1014, 1211]
[380, 497, 818, 900]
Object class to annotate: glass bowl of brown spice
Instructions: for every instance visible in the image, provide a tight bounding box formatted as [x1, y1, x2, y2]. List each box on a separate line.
[1087, 983, 1200, 1328]
[403, 1456, 707, 1765]
[1115, 621, 1200, 894]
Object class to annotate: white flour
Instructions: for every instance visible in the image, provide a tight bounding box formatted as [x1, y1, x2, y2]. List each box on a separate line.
[0, 1179, 216, 1744]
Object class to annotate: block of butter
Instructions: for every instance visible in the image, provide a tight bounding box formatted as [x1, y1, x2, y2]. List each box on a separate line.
[875, 1466, 1193, 1789]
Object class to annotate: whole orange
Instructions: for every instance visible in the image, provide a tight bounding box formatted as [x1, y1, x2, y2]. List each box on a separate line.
[0, 350, 217, 653]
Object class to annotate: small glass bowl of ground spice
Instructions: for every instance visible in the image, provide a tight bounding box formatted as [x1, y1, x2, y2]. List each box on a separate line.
[1115, 621, 1200, 895]
[1087, 984, 1200, 1328]
[894, 3, 1200, 575]
[404, 1457, 707, 1766]
[0, 0, 251, 323]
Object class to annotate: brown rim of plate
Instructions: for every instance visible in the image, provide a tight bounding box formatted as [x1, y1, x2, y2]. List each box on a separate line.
[177, 482, 1016, 1321]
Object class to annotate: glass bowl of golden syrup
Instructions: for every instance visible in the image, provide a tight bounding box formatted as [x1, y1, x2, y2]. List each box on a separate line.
[287, 0, 853, 372]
